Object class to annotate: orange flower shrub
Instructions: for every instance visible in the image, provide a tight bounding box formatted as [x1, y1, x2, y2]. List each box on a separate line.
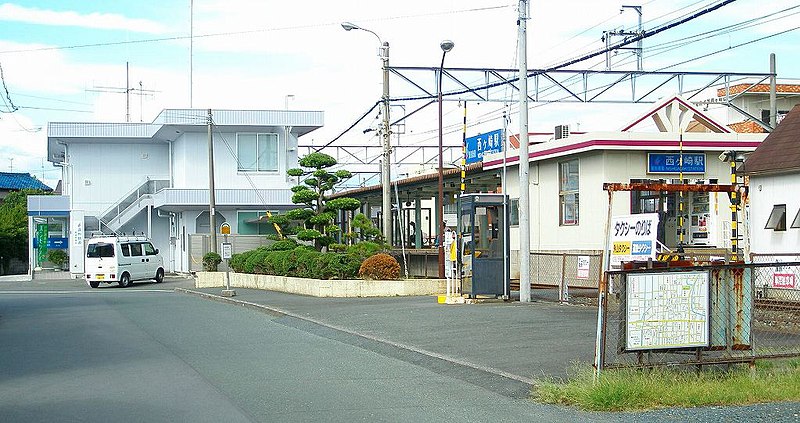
[358, 253, 401, 280]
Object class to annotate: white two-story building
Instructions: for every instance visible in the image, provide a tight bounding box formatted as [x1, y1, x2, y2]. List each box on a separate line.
[46, 109, 323, 276]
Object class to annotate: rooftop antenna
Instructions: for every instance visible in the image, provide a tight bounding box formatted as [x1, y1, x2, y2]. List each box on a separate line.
[86, 62, 158, 122]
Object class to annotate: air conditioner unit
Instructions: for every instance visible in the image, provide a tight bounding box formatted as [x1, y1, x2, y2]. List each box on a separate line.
[554, 124, 570, 140]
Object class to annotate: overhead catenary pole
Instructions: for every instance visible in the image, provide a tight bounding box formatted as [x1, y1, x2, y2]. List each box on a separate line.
[189, 0, 193, 108]
[381, 41, 392, 246]
[207, 109, 217, 254]
[341, 22, 392, 246]
[517, 0, 531, 302]
[770, 53, 777, 128]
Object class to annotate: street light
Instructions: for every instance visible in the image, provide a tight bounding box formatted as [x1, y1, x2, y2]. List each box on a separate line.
[342, 21, 393, 246]
[438, 39, 454, 279]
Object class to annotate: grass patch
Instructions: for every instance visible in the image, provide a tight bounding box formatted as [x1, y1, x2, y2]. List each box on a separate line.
[536, 361, 800, 411]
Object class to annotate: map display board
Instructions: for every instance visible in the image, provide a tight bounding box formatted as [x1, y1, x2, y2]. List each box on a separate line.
[626, 271, 710, 351]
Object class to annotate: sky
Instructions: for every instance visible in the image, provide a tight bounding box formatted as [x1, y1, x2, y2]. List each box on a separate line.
[1, 0, 799, 188]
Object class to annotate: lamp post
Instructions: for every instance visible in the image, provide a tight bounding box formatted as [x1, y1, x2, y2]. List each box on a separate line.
[437, 40, 454, 279]
[342, 22, 392, 246]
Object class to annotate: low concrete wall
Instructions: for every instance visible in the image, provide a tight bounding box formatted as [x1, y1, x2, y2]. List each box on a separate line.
[195, 272, 446, 298]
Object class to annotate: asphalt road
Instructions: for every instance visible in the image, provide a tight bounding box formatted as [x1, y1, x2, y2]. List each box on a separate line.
[0, 282, 602, 422]
[2, 277, 799, 422]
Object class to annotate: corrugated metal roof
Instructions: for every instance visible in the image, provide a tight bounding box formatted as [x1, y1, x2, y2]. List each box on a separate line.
[152, 109, 323, 127]
[0, 172, 52, 191]
[743, 104, 800, 175]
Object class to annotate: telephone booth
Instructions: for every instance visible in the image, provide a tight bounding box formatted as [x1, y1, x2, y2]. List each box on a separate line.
[459, 193, 510, 298]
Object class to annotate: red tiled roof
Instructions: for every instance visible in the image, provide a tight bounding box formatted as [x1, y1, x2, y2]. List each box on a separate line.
[717, 84, 800, 97]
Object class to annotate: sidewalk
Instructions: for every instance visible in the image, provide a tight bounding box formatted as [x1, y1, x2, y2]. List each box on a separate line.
[185, 287, 599, 382]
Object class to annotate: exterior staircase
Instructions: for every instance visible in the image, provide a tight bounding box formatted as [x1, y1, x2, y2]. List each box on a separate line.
[98, 177, 170, 233]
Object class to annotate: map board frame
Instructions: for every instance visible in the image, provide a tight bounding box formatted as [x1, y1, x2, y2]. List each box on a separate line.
[625, 271, 711, 351]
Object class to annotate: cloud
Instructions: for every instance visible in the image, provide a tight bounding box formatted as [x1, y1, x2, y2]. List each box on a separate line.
[0, 3, 169, 34]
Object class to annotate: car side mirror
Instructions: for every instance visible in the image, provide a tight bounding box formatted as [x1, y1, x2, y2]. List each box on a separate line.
[154, 249, 159, 254]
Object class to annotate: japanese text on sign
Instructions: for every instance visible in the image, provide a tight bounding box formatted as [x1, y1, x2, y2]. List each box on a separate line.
[465, 129, 504, 164]
[609, 213, 659, 268]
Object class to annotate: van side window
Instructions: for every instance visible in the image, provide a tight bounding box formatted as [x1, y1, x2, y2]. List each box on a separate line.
[129, 243, 143, 256]
[143, 243, 157, 256]
[121, 244, 131, 257]
[87, 243, 115, 258]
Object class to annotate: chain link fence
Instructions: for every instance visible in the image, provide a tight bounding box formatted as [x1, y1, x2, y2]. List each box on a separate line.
[598, 261, 800, 370]
[510, 251, 603, 303]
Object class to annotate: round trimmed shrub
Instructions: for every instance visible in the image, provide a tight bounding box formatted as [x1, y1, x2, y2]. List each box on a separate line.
[202, 252, 222, 271]
[358, 253, 400, 280]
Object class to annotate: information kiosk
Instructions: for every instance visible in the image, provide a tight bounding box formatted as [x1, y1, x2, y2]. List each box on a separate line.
[459, 193, 510, 298]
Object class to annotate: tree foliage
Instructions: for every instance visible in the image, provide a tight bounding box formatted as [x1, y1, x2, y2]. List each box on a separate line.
[0, 189, 50, 274]
[271, 152, 361, 251]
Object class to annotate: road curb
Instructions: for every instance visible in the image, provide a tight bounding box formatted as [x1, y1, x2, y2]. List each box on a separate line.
[175, 287, 537, 387]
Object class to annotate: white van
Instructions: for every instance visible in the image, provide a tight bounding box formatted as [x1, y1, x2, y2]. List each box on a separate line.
[85, 236, 165, 288]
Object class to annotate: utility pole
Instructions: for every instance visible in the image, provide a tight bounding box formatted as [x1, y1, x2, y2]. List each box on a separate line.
[518, 0, 531, 302]
[603, 5, 643, 71]
[381, 41, 392, 246]
[207, 109, 217, 254]
[770, 53, 777, 128]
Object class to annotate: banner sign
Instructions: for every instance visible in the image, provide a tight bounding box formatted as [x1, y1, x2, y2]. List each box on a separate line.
[36, 223, 48, 264]
[465, 129, 503, 164]
[647, 153, 706, 174]
[609, 213, 659, 268]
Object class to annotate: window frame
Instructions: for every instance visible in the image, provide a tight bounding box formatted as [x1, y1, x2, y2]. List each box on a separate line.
[236, 132, 280, 172]
[559, 159, 580, 226]
[791, 208, 800, 229]
[765, 204, 787, 231]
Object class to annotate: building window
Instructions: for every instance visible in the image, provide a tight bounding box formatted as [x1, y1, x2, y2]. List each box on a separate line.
[765, 204, 786, 231]
[238, 211, 278, 235]
[559, 159, 579, 226]
[238, 133, 279, 172]
[510, 198, 519, 226]
[792, 209, 800, 229]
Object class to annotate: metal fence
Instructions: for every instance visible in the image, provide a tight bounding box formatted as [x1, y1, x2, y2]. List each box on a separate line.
[188, 234, 275, 272]
[522, 252, 603, 303]
[597, 261, 800, 370]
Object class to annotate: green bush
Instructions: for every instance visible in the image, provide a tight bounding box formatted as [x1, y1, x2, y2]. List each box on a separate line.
[229, 250, 253, 273]
[244, 246, 270, 273]
[346, 241, 384, 261]
[231, 241, 389, 280]
[48, 249, 69, 268]
[202, 252, 222, 271]
[268, 238, 298, 251]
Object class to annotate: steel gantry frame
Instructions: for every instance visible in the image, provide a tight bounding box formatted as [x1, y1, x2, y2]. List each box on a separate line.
[299, 66, 775, 181]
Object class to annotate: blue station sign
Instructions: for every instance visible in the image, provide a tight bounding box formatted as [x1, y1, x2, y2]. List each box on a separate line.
[647, 153, 706, 174]
[465, 129, 504, 164]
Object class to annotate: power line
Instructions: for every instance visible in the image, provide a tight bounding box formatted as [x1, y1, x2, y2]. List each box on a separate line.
[0, 4, 513, 55]
[0, 62, 19, 113]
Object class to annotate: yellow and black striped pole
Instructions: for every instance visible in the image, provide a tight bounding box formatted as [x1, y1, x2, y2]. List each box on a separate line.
[461, 102, 467, 195]
[678, 133, 684, 256]
[730, 157, 738, 262]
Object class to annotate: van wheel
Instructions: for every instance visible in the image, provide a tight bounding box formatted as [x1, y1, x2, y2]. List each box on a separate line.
[88, 280, 99, 289]
[155, 268, 164, 283]
[118, 273, 131, 288]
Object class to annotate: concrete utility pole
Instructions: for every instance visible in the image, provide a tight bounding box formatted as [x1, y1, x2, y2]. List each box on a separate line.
[341, 22, 392, 246]
[770, 53, 777, 129]
[207, 109, 217, 254]
[518, 0, 531, 302]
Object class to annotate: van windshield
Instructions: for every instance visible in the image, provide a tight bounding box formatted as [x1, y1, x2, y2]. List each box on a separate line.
[87, 243, 115, 258]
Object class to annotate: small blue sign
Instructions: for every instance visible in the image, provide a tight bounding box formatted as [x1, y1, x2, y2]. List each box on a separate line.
[648, 153, 706, 174]
[631, 240, 653, 256]
[33, 237, 69, 249]
[465, 129, 504, 164]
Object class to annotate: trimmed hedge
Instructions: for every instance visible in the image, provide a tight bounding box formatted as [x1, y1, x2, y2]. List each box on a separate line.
[227, 241, 389, 280]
